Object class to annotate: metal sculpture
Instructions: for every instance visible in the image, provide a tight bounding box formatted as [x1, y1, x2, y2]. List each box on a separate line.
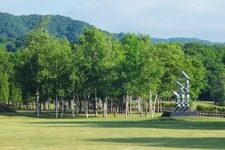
[173, 71, 190, 112]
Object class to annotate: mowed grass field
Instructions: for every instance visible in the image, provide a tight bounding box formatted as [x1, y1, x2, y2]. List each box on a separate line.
[0, 113, 225, 150]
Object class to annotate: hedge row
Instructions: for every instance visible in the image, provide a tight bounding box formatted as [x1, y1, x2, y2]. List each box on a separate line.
[196, 105, 225, 112]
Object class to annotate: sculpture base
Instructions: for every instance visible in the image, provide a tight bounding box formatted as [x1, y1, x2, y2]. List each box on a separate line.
[0, 105, 17, 113]
[161, 111, 197, 117]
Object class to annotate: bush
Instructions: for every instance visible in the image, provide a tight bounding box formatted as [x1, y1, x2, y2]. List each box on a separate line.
[196, 104, 225, 112]
[162, 102, 176, 110]
[218, 101, 225, 106]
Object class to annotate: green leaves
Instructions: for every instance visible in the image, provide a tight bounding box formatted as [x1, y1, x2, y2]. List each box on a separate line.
[0, 71, 9, 103]
[1, 23, 224, 106]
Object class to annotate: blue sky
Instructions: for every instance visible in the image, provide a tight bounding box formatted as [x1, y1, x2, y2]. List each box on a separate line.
[0, 0, 225, 42]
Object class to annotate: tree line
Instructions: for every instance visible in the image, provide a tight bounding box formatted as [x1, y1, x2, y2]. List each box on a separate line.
[0, 22, 225, 117]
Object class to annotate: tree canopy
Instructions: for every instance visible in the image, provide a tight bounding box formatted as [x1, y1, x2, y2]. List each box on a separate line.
[1, 18, 225, 115]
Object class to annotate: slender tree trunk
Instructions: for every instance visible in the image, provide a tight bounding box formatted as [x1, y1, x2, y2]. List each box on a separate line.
[32, 102, 35, 110]
[138, 96, 143, 117]
[61, 97, 64, 118]
[118, 99, 121, 113]
[103, 96, 108, 119]
[76, 94, 79, 116]
[85, 94, 89, 118]
[137, 96, 141, 112]
[160, 98, 162, 113]
[39, 102, 42, 114]
[129, 96, 132, 115]
[19, 102, 21, 109]
[72, 95, 75, 118]
[66, 101, 69, 110]
[55, 94, 58, 118]
[125, 94, 128, 118]
[153, 94, 158, 116]
[113, 99, 116, 117]
[47, 100, 50, 111]
[110, 99, 112, 113]
[149, 91, 153, 118]
[36, 89, 40, 117]
[8, 99, 11, 105]
[43, 101, 47, 110]
[95, 91, 98, 117]
[79, 97, 82, 113]
[85, 100, 88, 118]
[145, 99, 147, 117]
[157, 97, 160, 113]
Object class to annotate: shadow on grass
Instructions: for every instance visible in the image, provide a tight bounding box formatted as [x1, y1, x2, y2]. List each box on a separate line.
[0, 112, 96, 119]
[29, 117, 225, 130]
[87, 137, 225, 149]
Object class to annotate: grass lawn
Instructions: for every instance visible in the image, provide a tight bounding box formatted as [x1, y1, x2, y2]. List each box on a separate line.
[0, 113, 225, 150]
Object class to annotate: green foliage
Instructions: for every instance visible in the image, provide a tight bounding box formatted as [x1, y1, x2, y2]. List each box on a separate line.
[183, 43, 225, 104]
[0, 12, 92, 51]
[155, 43, 186, 97]
[196, 104, 225, 112]
[1, 14, 225, 106]
[77, 27, 122, 98]
[18, 24, 73, 101]
[119, 34, 163, 98]
[9, 84, 22, 103]
[0, 71, 9, 103]
[184, 58, 206, 100]
[0, 46, 12, 103]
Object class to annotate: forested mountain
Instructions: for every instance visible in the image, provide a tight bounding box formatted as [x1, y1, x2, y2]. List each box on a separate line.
[0, 12, 224, 52]
[0, 12, 93, 51]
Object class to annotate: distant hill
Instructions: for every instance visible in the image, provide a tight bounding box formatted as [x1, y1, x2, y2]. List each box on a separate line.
[151, 37, 225, 45]
[0, 12, 224, 51]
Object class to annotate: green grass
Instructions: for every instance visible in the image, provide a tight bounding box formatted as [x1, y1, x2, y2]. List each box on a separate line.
[0, 113, 225, 150]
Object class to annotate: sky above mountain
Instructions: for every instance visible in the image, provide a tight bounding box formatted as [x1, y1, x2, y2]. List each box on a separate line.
[0, 0, 225, 42]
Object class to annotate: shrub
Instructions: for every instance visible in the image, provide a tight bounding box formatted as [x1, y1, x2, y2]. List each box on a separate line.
[196, 104, 225, 112]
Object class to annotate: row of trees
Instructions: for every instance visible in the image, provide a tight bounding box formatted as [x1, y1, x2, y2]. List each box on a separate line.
[0, 22, 225, 117]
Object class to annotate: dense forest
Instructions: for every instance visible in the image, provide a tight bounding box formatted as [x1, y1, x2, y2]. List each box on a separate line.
[1, 14, 225, 117]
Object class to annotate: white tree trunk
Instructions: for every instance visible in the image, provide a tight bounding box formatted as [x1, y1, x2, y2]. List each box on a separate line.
[61, 100, 64, 118]
[137, 96, 143, 117]
[113, 99, 117, 117]
[103, 96, 108, 119]
[125, 94, 128, 118]
[72, 95, 75, 118]
[85, 99, 89, 118]
[160, 98, 162, 113]
[95, 91, 98, 117]
[153, 94, 158, 116]
[157, 97, 160, 113]
[85, 94, 89, 119]
[36, 89, 40, 117]
[129, 96, 132, 115]
[149, 91, 153, 118]
[47, 100, 50, 111]
[145, 99, 147, 117]
[137, 96, 141, 112]
[55, 95, 59, 118]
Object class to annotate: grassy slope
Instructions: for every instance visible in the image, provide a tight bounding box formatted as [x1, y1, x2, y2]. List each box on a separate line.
[0, 113, 225, 150]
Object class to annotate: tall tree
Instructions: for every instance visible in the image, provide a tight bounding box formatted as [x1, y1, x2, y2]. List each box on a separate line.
[78, 27, 122, 118]
[0, 46, 11, 104]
